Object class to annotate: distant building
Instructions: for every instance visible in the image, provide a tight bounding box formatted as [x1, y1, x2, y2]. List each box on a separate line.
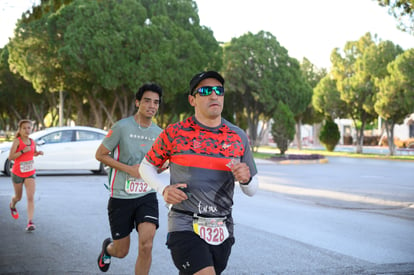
[335, 113, 414, 145]
[393, 114, 414, 140]
[263, 113, 414, 147]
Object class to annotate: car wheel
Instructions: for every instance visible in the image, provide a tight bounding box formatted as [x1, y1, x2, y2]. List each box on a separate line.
[4, 159, 12, 177]
[92, 162, 107, 175]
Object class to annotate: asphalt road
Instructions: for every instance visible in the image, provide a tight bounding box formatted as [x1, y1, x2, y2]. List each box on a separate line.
[0, 157, 413, 275]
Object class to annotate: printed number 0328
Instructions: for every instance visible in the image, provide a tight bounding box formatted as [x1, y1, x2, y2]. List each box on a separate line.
[199, 227, 225, 243]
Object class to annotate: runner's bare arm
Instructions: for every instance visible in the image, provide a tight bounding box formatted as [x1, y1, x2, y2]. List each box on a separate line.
[95, 143, 140, 178]
[8, 139, 21, 161]
[34, 142, 44, 156]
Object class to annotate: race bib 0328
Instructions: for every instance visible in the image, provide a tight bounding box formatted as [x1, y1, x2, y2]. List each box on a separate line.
[193, 215, 229, 245]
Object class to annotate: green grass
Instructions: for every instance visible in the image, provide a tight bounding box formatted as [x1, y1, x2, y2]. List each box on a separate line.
[0, 136, 13, 143]
[254, 146, 414, 161]
[2, 137, 413, 162]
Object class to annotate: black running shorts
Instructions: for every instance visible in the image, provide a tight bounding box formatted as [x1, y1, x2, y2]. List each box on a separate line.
[107, 193, 159, 240]
[166, 231, 235, 275]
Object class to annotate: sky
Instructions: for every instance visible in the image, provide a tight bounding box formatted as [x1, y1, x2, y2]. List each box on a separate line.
[0, 0, 38, 46]
[195, 0, 413, 68]
[0, 0, 412, 69]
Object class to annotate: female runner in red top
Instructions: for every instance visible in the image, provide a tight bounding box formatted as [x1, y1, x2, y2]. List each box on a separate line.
[8, 119, 43, 231]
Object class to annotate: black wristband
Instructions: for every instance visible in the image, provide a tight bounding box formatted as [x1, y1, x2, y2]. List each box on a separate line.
[240, 177, 252, 185]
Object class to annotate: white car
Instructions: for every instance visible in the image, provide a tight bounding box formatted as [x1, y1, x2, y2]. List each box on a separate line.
[0, 126, 107, 176]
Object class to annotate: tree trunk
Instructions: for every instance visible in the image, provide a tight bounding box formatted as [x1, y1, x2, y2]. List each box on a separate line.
[31, 102, 45, 129]
[87, 91, 103, 128]
[354, 119, 365, 154]
[295, 119, 302, 150]
[248, 120, 259, 152]
[244, 99, 259, 151]
[97, 98, 116, 126]
[313, 123, 321, 146]
[59, 90, 64, 126]
[385, 121, 396, 156]
[257, 120, 270, 147]
[10, 106, 22, 122]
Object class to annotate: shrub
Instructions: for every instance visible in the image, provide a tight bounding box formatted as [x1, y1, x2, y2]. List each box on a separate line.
[271, 101, 295, 155]
[319, 118, 340, 151]
[379, 137, 414, 148]
[407, 138, 414, 148]
[394, 138, 405, 148]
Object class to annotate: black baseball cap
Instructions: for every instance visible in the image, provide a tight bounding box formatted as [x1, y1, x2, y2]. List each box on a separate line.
[189, 71, 225, 95]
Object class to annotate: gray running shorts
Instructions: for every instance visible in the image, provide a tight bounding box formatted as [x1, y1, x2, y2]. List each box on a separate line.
[11, 173, 35, 184]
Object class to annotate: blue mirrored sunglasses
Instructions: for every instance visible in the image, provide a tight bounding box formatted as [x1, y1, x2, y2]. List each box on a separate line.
[193, 86, 224, 96]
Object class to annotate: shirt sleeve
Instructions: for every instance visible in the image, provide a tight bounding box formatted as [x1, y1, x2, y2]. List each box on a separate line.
[239, 130, 258, 178]
[145, 128, 170, 168]
[102, 122, 121, 151]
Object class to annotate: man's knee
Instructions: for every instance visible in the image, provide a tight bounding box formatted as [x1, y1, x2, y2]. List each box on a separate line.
[139, 238, 154, 253]
[111, 243, 129, 258]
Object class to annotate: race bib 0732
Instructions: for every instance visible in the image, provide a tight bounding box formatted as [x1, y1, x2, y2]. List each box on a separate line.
[125, 177, 149, 194]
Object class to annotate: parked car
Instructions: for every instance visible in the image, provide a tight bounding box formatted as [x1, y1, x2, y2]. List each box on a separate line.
[0, 126, 107, 176]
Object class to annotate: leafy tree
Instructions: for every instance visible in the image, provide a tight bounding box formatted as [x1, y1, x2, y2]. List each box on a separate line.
[271, 101, 295, 155]
[7, 0, 222, 129]
[0, 47, 50, 130]
[319, 118, 340, 151]
[8, 0, 74, 127]
[223, 31, 308, 150]
[364, 41, 404, 79]
[331, 33, 381, 153]
[375, 48, 414, 155]
[297, 58, 326, 149]
[363, 40, 404, 155]
[57, 0, 222, 128]
[376, 0, 414, 35]
[313, 75, 349, 119]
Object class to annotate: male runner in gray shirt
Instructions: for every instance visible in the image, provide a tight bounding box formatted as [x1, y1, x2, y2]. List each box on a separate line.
[96, 83, 163, 275]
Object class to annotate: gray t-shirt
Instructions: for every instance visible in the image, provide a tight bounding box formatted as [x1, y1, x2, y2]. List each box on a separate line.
[103, 116, 162, 199]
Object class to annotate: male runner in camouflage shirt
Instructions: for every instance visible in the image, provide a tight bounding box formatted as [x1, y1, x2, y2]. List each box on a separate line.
[140, 71, 258, 275]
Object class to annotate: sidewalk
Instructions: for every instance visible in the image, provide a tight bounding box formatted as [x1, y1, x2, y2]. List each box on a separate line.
[253, 157, 414, 214]
[312, 145, 391, 155]
[259, 144, 414, 157]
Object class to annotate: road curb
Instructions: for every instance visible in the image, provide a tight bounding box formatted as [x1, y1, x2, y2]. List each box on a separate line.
[278, 158, 329, 165]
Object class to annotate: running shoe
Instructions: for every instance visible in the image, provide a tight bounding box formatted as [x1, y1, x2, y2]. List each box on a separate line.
[10, 203, 19, 219]
[97, 238, 112, 272]
[26, 220, 36, 232]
